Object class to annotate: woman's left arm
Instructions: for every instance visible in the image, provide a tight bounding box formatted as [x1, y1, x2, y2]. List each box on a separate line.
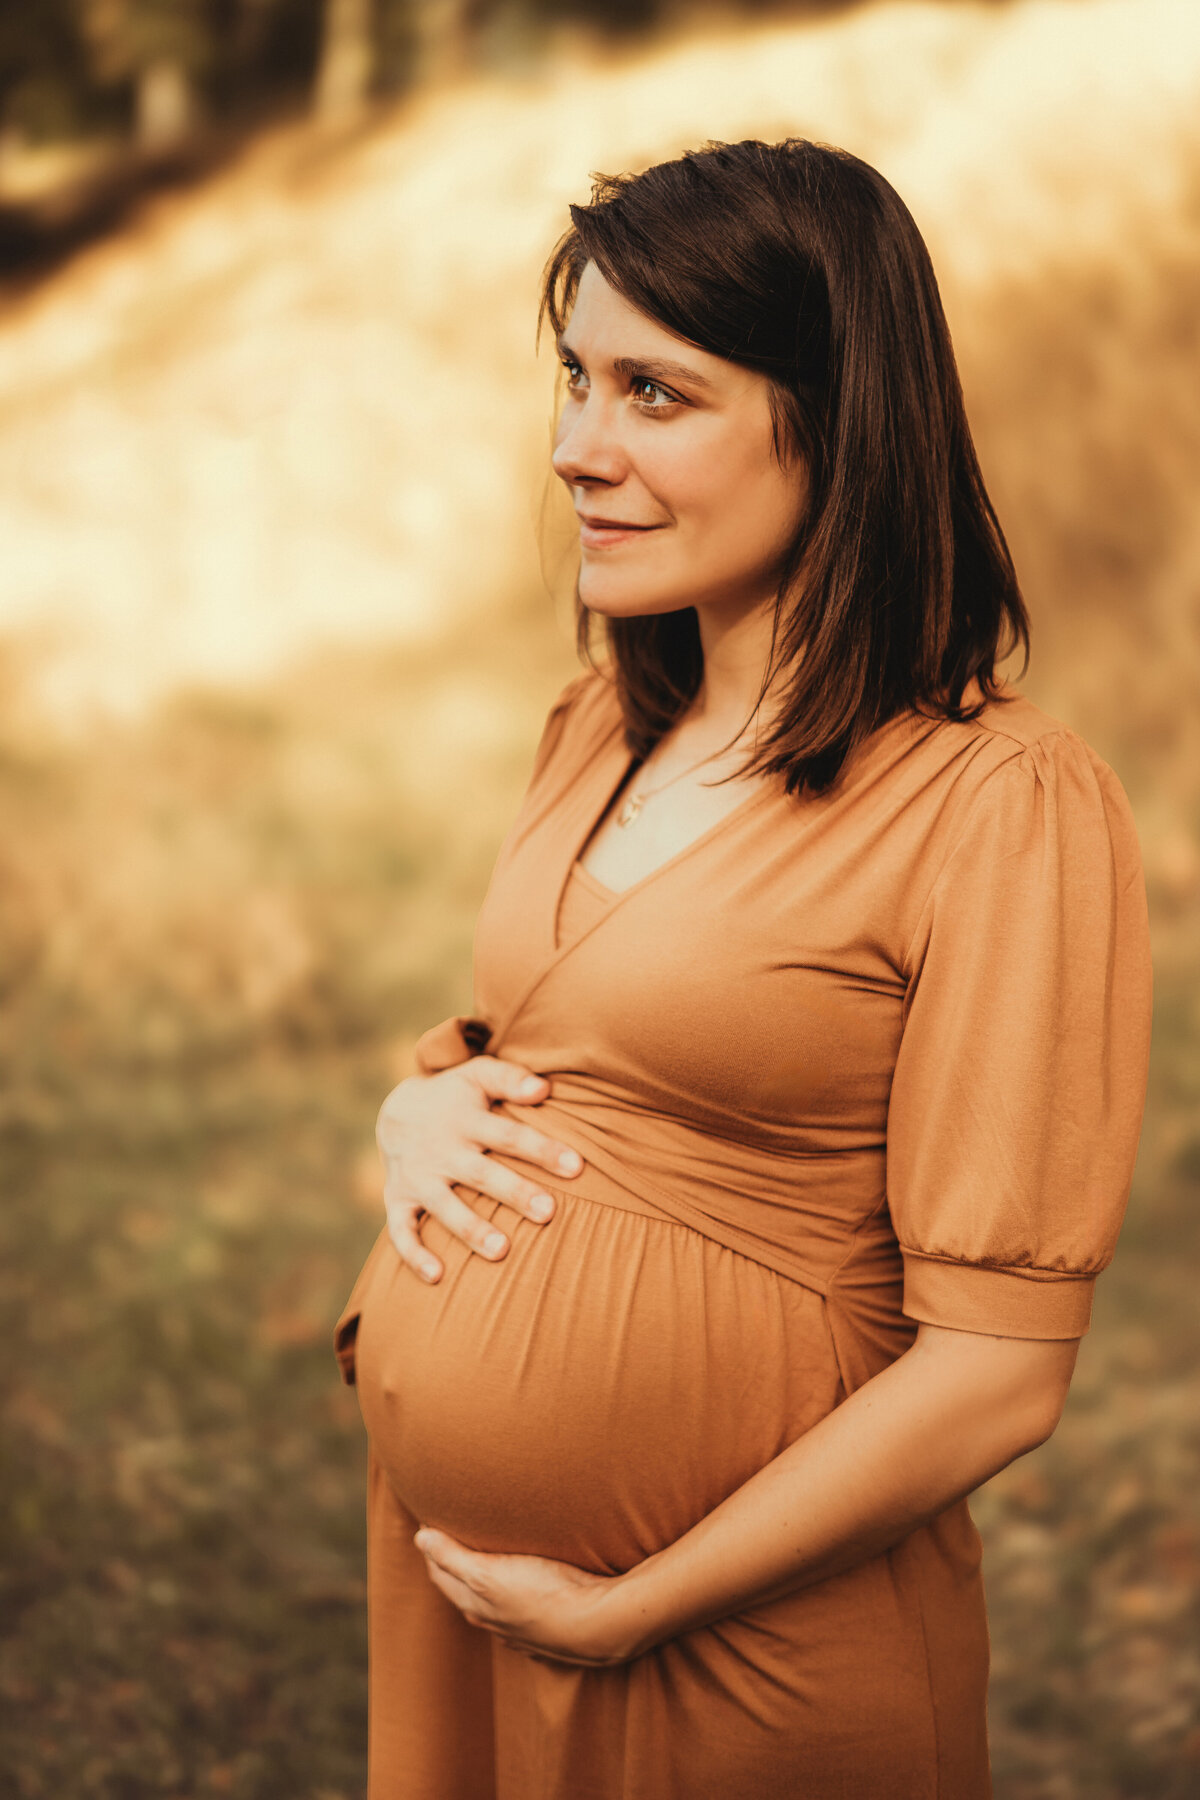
[415, 1321, 1079, 1664]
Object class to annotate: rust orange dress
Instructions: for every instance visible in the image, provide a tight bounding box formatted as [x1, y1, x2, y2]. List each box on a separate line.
[334, 667, 1153, 1799]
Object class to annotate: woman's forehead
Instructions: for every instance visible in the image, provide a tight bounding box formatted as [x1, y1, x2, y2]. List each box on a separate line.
[561, 263, 740, 388]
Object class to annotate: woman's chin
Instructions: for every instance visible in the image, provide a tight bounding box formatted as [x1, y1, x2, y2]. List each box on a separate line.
[578, 577, 688, 621]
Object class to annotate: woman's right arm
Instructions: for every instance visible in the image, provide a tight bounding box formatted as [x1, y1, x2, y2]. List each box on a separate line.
[375, 1055, 584, 1283]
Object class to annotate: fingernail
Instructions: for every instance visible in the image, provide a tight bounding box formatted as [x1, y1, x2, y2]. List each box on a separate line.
[420, 1257, 440, 1281]
[529, 1194, 554, 1221]
[559, 1150, 582, 1174]
[520, 1076, 543, 1096]
[483, 1230, 506, 1257]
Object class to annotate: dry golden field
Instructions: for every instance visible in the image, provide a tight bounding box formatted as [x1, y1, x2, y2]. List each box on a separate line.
[1, 2, 1198, 1795]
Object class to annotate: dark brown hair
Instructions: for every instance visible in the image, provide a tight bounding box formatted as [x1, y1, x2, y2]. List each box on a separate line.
[539, 137, 1030, 794]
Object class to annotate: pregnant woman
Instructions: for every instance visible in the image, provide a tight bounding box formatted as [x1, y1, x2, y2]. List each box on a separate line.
[334, 139, 1153, 1798]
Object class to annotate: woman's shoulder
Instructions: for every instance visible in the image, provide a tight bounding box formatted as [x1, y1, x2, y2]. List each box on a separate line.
[541, 664, 622, 750]
[900, 680, 1130, 810]
[911, 682, 1145, 892]
[847, 682, 1145, 926]
[954, 684, 1133, 812]
[527, 664, 621, 786]
[960, 682, 1085, 759]
[544, 663, 618, 727]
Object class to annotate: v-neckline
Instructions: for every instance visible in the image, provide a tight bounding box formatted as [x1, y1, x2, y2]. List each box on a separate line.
[487, 704, 781, 1052]
[548, 683, 949, 957]
[558, 728, 779, 922]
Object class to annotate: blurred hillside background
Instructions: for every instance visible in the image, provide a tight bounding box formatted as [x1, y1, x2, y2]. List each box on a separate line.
[1, 0, 1198, 1796]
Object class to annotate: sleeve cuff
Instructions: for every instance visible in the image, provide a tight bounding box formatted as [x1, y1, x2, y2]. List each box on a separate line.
[902, 1251, 1097, 1339]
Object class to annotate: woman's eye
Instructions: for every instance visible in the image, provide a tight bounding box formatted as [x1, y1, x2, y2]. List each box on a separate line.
[631, 378, 676, 409]
[561, 359, 586, 389]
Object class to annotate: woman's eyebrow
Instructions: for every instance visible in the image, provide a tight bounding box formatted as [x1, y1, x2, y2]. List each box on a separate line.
[556, 339, 714, 391]
[613, 356, 714, 391]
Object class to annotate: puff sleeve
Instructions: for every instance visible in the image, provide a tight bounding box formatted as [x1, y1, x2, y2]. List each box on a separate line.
[885, 728, 1153, 1339]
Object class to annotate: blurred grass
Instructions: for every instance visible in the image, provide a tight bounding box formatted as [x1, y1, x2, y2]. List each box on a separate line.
[0, 605, 580, 1799]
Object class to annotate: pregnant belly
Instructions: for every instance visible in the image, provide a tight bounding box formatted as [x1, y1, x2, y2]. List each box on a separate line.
[352, 1186, 843, 1575]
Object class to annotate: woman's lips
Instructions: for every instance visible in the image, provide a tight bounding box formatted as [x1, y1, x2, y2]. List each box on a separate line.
[578, 516, 663, 548]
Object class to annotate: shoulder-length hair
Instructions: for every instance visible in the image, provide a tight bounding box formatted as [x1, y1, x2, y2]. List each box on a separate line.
[538, 137, 1030, 795]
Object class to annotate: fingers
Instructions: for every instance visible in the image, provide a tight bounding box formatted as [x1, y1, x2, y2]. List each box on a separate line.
[414, 1529, 500, 1629]
[413, 1528, 470, 1578]
[447, 1145, 565, 1229]
[384, 1177, 510, 1283]
[420, 1556, 494, 1629]
[468, 1056, 551, 1106]
[383, 1198, 441, 1285]
[473, 1108, 585, 1185]
[374, 1056, 589, 1281]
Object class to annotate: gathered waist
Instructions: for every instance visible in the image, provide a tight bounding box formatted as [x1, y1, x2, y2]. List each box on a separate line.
[411, 1013, 893, 1297]
[479, 1125, 698, 1227]
[482, 1094, 896, 1301]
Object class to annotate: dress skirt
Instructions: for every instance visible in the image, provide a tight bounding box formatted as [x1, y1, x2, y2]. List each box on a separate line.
[343, 1176, 993, 1800]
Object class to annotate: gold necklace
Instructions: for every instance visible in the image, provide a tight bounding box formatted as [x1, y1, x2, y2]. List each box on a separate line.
[615, 737, 749, 829]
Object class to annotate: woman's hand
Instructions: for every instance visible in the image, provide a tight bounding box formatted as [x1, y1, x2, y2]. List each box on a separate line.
[376, 1058, 584, 1283]
[413, 1527, 639, 1667]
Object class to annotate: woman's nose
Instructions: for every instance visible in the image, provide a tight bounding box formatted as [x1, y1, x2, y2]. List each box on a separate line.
[551, 395, 626, 488]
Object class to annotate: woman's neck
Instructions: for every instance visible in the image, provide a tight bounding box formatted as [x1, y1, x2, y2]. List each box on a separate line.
[689, 595, 790, 743]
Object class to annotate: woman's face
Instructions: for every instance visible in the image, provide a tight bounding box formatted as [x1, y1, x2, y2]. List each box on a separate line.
[551, 260, 807, 623]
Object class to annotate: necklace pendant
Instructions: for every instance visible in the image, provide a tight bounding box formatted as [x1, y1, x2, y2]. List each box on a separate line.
[616, 792, 644, 828]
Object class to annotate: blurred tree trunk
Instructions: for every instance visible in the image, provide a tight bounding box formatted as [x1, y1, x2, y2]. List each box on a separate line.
[412, 0, 477, 87]
[315, 0, 374, 121]
[135, 55, 196, 148]
[99, 1, 212, 151]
